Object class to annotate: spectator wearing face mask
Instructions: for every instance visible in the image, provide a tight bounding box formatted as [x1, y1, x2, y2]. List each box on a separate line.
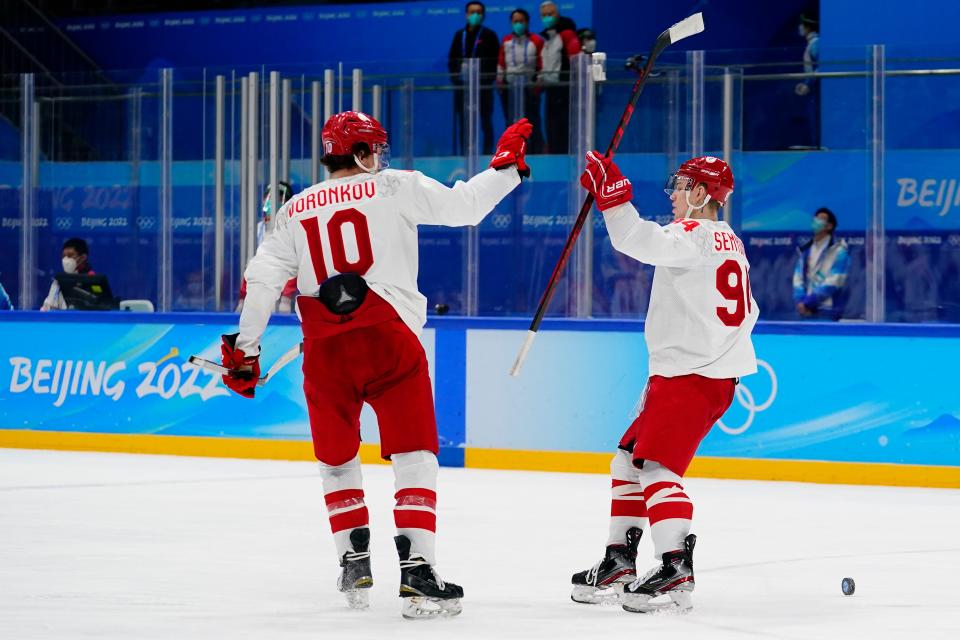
[538, 0, 580, 154]
[41, 237, 95, 311]
[793, 207, 849, 319]
[497, 8, 545, 153]
[447, 1, 500, 155]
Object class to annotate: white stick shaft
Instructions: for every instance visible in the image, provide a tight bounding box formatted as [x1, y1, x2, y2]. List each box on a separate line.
[259, 342, 303, 385]
[189, 342, 302, 387]
[189, 356, 232, 377]
[509, 330, 537, 377]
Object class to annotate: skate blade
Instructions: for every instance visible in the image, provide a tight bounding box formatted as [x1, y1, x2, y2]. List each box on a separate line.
[343, 587, 371, 610]
[571, 583, 626, 605]
[401, 596, 463, 620]
[622, 590, 692, 614]
[341, 577, 373, 610]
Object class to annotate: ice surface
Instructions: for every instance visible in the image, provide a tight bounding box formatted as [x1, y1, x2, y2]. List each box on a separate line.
[1, 449, 958, 639]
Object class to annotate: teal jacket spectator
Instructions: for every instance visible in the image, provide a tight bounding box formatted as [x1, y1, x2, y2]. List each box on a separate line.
[0, 280, 11, 310]
[793, 208, 849, 319]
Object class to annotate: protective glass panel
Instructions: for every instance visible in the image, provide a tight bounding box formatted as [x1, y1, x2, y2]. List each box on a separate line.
[717, 47, 871, 322]
[0, 76, 22, 308]
[34, 71, 149, 311]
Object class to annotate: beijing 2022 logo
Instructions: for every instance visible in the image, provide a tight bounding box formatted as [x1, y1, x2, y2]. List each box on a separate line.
[716, 359, 777, 435]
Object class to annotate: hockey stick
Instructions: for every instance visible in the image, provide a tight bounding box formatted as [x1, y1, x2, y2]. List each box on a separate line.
[189, 341, 303, 387]
[509, 12, 705, 377]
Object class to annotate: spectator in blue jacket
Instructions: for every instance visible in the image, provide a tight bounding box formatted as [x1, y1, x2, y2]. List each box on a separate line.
[0, 279, 12, 310]
[793, 207, 849, 319]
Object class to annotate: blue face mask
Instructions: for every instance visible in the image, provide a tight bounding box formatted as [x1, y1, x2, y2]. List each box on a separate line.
[542, 15, 558, 29]
[512, 22, 527, 36]
[812, 217, 828, 233]
[467, 12, 483, 28]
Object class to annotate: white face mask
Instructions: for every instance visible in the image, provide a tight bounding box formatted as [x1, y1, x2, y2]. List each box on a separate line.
[62, 256, 78, 274]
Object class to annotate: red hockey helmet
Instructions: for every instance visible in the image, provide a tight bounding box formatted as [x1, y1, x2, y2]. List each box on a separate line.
[321, 111, 388, 156]
[664, 156, 734, 205]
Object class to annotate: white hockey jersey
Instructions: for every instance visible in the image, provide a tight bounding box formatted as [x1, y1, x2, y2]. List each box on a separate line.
[602, 203, 758, 379]
[237, 167, 521, 354]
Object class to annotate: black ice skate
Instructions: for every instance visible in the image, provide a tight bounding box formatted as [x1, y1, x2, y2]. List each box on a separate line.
[395, 535, 463, 619]
[622, 533, 696, 614]
[571, 527, 643, 604]
[338, 527, 373, 609]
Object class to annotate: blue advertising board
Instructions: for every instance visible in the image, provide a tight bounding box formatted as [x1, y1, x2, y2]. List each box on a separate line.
[0, 315, 436, 449]
[1, 314, 958, 486]
[466, 326, 960, 466]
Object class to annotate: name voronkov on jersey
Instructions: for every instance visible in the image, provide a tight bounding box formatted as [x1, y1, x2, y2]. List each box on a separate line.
[290, 181, 377, 216]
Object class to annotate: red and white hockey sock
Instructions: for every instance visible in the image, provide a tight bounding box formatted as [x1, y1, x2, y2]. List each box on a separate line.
[607, 449, 648, 546]
[392, 450, 439, 565]
[640, 461, 693, 559]
[318, 454, 368, 558]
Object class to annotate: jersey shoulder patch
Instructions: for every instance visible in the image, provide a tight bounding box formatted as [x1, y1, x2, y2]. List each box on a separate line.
[375, 169, 409, 198]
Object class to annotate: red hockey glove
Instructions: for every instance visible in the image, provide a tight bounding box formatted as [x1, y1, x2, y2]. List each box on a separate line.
[220, 333, 260, 399]
[580, 150, 633, 211]
[490, 118, 533, 178]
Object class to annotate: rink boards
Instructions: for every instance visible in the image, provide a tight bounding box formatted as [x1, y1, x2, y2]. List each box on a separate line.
[1, 312, 959, 488]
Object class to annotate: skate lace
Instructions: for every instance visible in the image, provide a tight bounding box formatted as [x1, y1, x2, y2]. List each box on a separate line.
[400, 556, 446, 590]
[627, 563, 662, 591]
[344, 550, 371, 562]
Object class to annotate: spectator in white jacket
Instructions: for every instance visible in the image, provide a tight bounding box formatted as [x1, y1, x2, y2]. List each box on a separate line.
[41, 237, 94, 311]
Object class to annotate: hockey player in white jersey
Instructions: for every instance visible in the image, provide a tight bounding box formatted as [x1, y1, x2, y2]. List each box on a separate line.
[218, 111, 532, 618]
[571, 152, 758, 613]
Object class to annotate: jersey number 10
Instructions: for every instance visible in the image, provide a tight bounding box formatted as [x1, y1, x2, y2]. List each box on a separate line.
[716, 259, 752, 327]
[300, 208, 374, 281]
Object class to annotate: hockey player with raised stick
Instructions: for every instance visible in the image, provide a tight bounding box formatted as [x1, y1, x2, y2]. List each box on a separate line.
[571, 153, 758, 613]
[219, 111, 532, 618]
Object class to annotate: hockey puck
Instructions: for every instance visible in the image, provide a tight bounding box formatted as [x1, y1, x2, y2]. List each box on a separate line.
[434, 303, 450, 315]
[841, 577, 855, 596]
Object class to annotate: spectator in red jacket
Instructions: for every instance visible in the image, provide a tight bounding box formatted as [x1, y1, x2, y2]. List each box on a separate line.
[538, 1, 580, 154]
[497, 9, 545, 153]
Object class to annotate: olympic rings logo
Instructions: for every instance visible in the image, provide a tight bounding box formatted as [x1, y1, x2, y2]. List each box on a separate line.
[716, 359, 777, 436]
[491, 213, 511, 229]
[55, 217, 73, 230]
